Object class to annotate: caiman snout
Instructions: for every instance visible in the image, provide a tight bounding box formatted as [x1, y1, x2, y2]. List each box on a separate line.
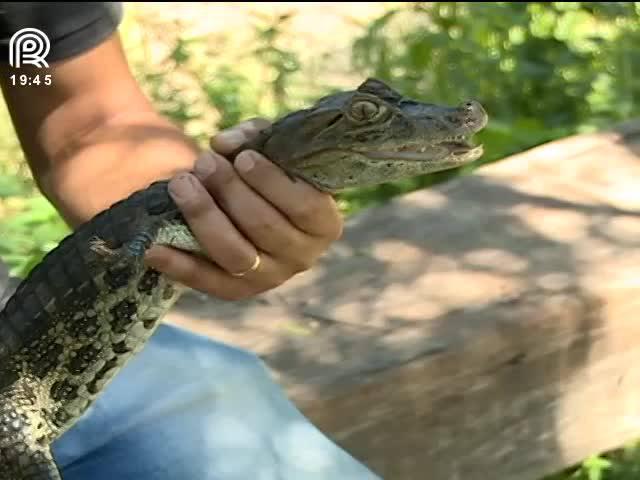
[459, 100, 488, 132]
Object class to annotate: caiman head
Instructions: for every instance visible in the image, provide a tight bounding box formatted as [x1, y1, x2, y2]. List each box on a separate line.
[234, 78, 488, 193]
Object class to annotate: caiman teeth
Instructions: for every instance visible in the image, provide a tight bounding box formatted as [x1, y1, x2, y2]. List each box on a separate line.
[440, 135, 474, 149]
[395, 137, 476, 154]
[444, 135, 470, 143]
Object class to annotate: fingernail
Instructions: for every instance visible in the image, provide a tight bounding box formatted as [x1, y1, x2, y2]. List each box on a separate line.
[169, 173, 197, 201]
[216, 130, 247, 149]
[235, 151, 255, 173]
[194, 152, 217, 178]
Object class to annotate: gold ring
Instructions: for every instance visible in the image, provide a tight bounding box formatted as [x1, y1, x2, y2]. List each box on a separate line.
[231, 254, 261, 278]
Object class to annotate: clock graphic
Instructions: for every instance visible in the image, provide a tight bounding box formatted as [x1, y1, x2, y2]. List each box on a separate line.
[8, 73, 52, 87]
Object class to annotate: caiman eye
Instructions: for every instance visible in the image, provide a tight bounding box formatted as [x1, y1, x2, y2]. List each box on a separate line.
[349, 100, 386, 122]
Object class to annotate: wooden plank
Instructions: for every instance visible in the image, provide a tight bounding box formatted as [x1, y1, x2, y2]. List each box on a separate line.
[166, 120, 640, 480]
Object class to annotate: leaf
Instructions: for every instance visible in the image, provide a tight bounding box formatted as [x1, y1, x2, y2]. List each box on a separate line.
[582, 455, 613, 480]
[0, 174, 26, 198]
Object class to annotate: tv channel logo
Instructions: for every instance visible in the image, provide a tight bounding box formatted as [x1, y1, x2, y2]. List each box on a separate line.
[9, 28, 51, 68]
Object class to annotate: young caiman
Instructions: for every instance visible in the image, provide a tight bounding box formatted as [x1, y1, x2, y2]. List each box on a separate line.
[0, 78, 488, 479]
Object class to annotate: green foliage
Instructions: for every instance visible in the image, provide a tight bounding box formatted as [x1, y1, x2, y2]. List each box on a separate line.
[0, 192, 70, 278]
[200, 66, 254, 131]
[128, 11, 310, 145]
[0, 173, 30, 199]
[343, 1, 640, 210]
[544, 442, 640, 480]
[251, 13, 302, 117]
[582, 455, 615, 480]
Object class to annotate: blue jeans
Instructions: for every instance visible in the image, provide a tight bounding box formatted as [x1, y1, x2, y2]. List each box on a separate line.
[51, 324, 381, 480]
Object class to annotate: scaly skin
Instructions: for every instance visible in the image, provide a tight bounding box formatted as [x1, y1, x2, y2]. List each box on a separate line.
[0, 78, 487, 479]
[233, 78, 488, 192]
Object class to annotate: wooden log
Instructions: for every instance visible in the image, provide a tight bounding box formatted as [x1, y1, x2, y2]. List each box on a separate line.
[167, 119, 640, 480]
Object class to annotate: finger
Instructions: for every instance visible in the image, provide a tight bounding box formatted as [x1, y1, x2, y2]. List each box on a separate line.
[233, 150, 343, 240]
[210, 117, 272, 156]
[192, 151, 321, 270]
[145, 245, 289, 301]
[167, 172, 258, 276]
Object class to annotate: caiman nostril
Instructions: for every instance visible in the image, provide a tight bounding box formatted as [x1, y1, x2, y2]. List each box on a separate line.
[461, 100, 481, 112]
[460, 100, 488, 129]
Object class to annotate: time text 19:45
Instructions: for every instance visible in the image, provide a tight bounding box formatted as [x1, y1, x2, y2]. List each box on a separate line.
[8, 74, 52, 87]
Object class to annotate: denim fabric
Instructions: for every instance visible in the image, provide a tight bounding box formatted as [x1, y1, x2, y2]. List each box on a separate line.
[51, 324, 382, 480]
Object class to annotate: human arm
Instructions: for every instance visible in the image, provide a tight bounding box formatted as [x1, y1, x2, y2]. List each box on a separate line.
[0, 7, 343, 299]
[0, 33, 198, 227]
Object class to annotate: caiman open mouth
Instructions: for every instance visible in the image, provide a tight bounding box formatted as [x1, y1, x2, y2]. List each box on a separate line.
[365, 134, 483, 162]
[438, 137, 477, 154]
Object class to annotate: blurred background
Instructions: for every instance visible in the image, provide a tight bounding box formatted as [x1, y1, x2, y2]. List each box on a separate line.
[0, 3, 639, 479]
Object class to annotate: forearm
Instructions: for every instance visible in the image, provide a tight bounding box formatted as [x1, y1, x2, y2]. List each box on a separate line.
[0, 34, 199, 227]
[33, 110, 199, 227]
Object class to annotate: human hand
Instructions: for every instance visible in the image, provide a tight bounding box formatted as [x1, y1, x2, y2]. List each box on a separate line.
[145, 118, 344, 300]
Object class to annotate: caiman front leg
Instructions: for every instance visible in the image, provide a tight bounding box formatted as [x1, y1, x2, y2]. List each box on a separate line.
[85, 209, 172, 276]
[88, 207, 159, 265]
